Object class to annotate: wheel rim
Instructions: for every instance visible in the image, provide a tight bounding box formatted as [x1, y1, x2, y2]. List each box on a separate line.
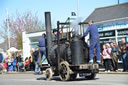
[59, 61, 71, 81]
[45, 68, 53, 80]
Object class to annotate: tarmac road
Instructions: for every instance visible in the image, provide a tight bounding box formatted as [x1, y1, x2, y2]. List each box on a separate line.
[0, 73, 128, 85]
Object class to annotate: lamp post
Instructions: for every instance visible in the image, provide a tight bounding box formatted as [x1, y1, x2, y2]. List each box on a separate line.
[6, 8, 10, 49]
[118, 0, 120, 4]
[77, 0, 79, 18]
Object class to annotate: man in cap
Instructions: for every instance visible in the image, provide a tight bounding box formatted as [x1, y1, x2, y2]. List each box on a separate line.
[53, 29, 61, 41]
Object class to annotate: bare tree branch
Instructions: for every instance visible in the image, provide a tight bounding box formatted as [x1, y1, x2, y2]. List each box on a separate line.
[0, 11, 44, 49]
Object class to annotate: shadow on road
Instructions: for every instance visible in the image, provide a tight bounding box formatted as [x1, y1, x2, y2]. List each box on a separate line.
[36, 76, 99, 82]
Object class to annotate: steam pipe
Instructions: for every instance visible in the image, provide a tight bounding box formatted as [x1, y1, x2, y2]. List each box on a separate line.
[44, 12, 52, 65]
[57, 21, 60, 69]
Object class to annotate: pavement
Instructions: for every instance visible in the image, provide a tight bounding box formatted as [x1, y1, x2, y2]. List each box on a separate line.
[0, 73, 128, 85]
[98, 69, 128, 74]
[1, 69, 128, 74]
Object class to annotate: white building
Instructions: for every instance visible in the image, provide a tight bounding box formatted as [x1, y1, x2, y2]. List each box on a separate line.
[22, 31, 45, 59]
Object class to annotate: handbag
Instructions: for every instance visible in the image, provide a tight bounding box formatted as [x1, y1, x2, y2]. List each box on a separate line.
[103, 55, 109, 59]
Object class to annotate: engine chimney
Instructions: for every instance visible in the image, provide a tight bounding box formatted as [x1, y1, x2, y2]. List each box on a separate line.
[44, 12, 52, 64]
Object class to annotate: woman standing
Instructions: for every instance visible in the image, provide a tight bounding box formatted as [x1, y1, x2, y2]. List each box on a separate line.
[112, 42, 119, 71]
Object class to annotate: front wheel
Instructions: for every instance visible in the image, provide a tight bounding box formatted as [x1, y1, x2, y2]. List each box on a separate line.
[45, 68, 53, 80]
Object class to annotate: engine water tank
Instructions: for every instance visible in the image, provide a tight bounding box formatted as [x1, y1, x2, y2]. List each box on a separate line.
[71, 37, 85, 65]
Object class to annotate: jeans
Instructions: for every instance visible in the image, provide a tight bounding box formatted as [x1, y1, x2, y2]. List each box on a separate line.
[126, 56, 128, 71]
[18, 62, 22, 72]
[13, 66, 17, 71]
[89, 38, 100, 61]
[35, 61, 41, 74]
[8, 65, 13, 72]
[39, 47, 47, 62]
[121, 53, 128, 71]
[39, 47, 51, 64]
[39, 47, 46, 58]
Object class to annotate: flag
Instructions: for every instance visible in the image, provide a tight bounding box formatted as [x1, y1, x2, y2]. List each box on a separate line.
[71, 12, 76, 16]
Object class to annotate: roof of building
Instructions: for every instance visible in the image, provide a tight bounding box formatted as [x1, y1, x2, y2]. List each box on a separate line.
[84, 3, 128, 23]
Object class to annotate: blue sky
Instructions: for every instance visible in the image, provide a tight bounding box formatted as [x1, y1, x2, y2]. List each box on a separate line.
[0, 0, 128, 25]
[0, 0, 128, 43]
[0, 0, 128, 27]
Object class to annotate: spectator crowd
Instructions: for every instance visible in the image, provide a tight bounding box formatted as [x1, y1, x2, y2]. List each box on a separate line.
[0, 49, 35, 73]
[100, 38, 128, 72]
[0, 38, 128, 74]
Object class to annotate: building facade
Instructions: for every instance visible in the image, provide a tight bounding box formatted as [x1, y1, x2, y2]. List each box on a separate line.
[84, 3, 128, 45]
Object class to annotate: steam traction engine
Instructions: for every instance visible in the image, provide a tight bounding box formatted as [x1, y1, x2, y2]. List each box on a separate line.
[43, 12, 99, 81]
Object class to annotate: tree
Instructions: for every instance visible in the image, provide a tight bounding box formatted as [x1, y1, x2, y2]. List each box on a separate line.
[0, 11, 44, 50]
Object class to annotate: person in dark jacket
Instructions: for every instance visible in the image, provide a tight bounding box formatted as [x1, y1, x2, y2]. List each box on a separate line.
[16, 53, 22, 72]
[83, 20, 100, 63]
[0, 53, 4, 63]
[111, 42, 119, 71]
[119, 38, 127, 72]
[52, 29, 62, 60]
[39, 33, 46, 59]
[53, 29, 61, 41]
[33, 48, 41, 74]
[125, 43, 128, 71]
[0, 53, 4, 72]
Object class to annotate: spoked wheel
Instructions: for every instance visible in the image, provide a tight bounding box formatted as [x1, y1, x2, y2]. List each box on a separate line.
[59, 61, 72, 81]
[85, 73, 96, 80]
[45, 68, 53, 80]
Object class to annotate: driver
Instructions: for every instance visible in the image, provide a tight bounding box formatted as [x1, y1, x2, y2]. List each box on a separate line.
[83, 20, 101, 64]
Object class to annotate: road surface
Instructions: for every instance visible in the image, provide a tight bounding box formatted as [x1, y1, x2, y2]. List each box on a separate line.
[0, 73, 128, 85]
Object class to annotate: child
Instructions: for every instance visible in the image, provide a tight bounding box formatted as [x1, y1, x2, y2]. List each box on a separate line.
[12, 58, 17, 72]
[3, 60, 8, 72]
[102, 43, 112, 72]
[7, 56, 13, 72]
